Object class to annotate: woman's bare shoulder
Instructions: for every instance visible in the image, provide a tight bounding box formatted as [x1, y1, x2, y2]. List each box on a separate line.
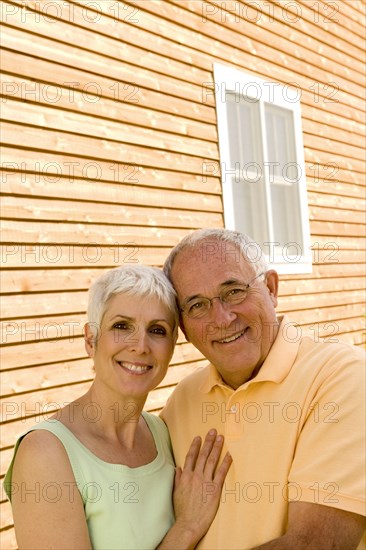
[13, 427, 73, 481]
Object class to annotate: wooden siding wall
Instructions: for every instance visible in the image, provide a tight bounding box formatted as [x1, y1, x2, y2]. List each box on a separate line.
[1, 0, 365, 545]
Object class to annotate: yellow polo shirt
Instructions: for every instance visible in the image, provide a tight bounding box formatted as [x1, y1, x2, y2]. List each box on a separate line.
[161, 316, 366, 549]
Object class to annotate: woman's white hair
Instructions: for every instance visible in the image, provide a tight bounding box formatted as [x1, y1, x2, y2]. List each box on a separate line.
[163, 228, 269, 280]
[87, 265, 178, 338]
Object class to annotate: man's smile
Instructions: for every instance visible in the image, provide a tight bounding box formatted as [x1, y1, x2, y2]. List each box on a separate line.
[216, 328, 248, 344]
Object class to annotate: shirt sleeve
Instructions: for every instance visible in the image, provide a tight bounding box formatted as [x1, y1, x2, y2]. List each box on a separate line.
[288, 346, 366, 516]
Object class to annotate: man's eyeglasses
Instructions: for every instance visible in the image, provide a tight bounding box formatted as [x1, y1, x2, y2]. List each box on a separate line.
[180, 272, 266, 319]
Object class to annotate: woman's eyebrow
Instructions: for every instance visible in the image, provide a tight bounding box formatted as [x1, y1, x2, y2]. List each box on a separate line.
[109, 315, 171, 324]
[109, 314, 134, 321]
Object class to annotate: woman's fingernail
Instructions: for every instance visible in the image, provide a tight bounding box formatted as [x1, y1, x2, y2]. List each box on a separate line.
[209, 429, 216, 435]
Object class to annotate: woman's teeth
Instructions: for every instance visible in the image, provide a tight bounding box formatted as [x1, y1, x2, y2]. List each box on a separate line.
[119, 362, 150, 372]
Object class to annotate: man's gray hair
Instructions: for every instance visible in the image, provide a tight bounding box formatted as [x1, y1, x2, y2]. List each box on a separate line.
[87, 265, 178, 338]
[163, 228, 269, 281]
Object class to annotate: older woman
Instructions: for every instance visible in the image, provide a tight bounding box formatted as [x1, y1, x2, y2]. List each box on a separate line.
[5, 266, 231, 549]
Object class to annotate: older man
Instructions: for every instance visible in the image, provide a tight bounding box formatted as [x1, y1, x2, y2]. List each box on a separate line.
[161, 228, 365, 550]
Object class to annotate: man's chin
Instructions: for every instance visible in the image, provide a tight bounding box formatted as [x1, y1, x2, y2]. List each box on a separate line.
[218, 365, 258, 389]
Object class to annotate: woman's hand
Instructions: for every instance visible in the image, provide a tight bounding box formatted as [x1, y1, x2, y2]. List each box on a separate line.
[157, 429, 232, 549]
[174, 429, 232, 543]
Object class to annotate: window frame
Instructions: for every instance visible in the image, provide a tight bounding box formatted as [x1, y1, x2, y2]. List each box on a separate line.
[214, 63, 312, 274]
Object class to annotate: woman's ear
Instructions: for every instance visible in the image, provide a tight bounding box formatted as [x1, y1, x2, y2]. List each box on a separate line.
[84, 323, 96, 357]
[265, 270, 279, 307]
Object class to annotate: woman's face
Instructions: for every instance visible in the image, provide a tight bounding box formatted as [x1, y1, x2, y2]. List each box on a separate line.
[85, 292, 177, 399]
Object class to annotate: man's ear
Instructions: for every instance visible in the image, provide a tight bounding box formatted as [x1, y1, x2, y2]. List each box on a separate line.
[265, 270, 279, 307]
[84, 323, 96, 357]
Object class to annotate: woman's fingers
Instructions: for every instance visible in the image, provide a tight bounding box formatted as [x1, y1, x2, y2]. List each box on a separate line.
[171, 433, 232, 546]
[181, 435, 202, 471]
[174, 466, 182, 487]
[182, 430, 230, 481]
[194, 429, 218, 474]
[214, 452, 233, 486]
[200, 434, 226, 479]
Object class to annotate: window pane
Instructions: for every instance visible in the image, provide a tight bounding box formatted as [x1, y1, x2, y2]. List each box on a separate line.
[226, 94, 260, 168]
[227, 95, 266, 242]
[232, 178, 268, 244]
[265, 104, 296, 179]
[265, 103, 303, 251]
[226, 94, 243, 166]
[271, 182, 303, 250]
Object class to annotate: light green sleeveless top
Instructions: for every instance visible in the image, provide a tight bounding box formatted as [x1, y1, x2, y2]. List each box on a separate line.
[4, 412, 175, 550]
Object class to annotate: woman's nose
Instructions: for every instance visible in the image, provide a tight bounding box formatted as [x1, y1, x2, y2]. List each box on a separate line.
[125, 328, 150, 354]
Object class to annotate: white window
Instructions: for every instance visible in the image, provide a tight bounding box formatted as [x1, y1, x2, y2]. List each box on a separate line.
[214, 63, 312, 274]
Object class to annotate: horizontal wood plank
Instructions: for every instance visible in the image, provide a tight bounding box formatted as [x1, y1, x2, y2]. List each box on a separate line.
[308, 205, 365, 224]
[136, 0, 365, 91]
[0, 73, 217, 142]
[307, 192, 365, 212]
[1, 196, 223, 227]
[0, 47, 216, 123]
[306, 178, 365, 198]
[279, 276, 365, 296]
[0, 148, 222, 194]
[126, 0, 364, 64]
[0, 220, 192, 246]
[0, 527, 16, 550]
[1, 314, 87, 346]
[1, 99, 219, 159]
[1, 291, 88, 319]
[0, 245, 174, 269]
[278, 289, 365, 312]
[309, 220, 365, 237]
[303, 132, 365, 166]
[4, 9, 363, 122]
[0, 501, 14, 532]
[1, 20, 213, 104]
[6, 0, 365, 92]
[6, 218, 363, 246]
[304, 148, 365, 177]
[276, 302, 365, 325]
[1, 122, 218, 173]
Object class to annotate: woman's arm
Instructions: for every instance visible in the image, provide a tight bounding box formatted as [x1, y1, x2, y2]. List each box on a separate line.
[11, 430, 92, 550]
[157, 429, 232, 550]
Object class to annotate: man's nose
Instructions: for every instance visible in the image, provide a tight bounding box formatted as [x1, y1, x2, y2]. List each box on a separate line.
[210, 297, 237, 325]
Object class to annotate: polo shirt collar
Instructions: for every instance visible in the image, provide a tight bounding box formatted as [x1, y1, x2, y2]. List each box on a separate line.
[199, 315, 301, 393]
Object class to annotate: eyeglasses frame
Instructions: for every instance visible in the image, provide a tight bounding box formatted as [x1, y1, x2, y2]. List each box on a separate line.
[180, 271, 267, 319]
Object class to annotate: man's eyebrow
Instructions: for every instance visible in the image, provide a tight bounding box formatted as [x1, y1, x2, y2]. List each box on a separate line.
[221, 279, 242, 287]
[183, 293, 201, 304]
[183, 279, 243, 303]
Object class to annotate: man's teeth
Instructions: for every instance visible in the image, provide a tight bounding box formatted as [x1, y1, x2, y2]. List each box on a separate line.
[219, 329, 246, 343]
[119, 362, 150, 372]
